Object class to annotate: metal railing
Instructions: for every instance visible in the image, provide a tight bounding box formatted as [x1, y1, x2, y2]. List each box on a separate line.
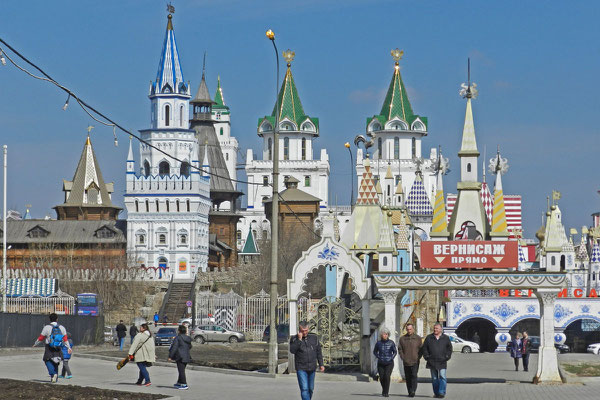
[4, 292, 75, 315]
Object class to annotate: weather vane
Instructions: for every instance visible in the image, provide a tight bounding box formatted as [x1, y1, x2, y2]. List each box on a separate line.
[167, 3, 175, 14]
[391, 48, 404, 68]
[282, 49, 295, 67]
[87, 125, 94, 134]
[434, 146, 450, 175]
[460, 58, 478, 99]
[489, 146, 509, 175]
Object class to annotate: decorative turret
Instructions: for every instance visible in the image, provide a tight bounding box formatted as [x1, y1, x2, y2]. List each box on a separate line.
[149, 13, 190, 130]
[490, 148, 509, 239]
[126, 136, 135, 174]
[257, 50, 319, 136]
[447, 62, 488, 240]
[366, 49, 427, 134]
[430, 148, 449, 238]
[405, 172, 433, 218]
[54, 133, 121, 220]
[191, 61, 215, 122]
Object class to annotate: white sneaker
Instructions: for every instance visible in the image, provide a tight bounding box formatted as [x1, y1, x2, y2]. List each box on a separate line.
[178, 385, 189, 390]
[51, 374, 58, 383]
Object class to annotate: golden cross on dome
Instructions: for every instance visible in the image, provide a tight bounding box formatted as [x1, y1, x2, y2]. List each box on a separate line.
[391, 48, 404, 65]
[282, 49, 295, 66]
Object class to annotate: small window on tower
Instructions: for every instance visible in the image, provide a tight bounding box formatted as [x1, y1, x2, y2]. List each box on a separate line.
[263, 176, 269, 186]
[467, 163, 471, 173]
[226, 153, 229, 161]
[159, 234, 166, 245]
[186, 200, 191, 212]
[165, 105, 170, 127]
[159, 161, 170, 177]
[144, 160, 151, 177]
[305, 176, 311, 187]
[220, 127, 224, 136]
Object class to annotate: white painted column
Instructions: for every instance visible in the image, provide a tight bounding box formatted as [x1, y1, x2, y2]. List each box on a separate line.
[381, 290, 402, 381]
[534, 289, 562, 383]
[361, 299, 370, 336]
[289, 299, 298, 336]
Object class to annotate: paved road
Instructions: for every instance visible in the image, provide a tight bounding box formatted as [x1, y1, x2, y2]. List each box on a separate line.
[0, 352, 598, 399]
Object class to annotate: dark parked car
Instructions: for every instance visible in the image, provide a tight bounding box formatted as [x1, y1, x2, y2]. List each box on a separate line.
[154, 327, 177, 346]
[263, 324, 290, 343]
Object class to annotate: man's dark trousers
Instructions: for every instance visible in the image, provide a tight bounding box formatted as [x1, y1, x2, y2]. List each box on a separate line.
[522, 353, 530, 371]
[404, 362, 419, 394]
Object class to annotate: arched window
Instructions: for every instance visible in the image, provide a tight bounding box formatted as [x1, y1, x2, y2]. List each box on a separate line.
[166, 200, 170, 212]
[176, 200, 180, 212]
[155, 199, 160, 212]
[411, 137, 416, 158]
[159, 161, 170, 176]
[560, 255, 566, 268]
[383, 257, 388, 266]
[378, 137, 382, 158]
[145, 199, 149, 212]
[551, 256, 556, 266]
[143, 160, 150, 177]
[158, 234, 166, 244]
[394, 137, 400, 159]
[179, 105, 184, 127]
[268, 138, 273, 160]
[284, 137, 289, 160]
[135, 200, 139, 213]
[220, 127, 224, 136]
[165, 104, 170, 127]
[301, 137, 306, 160]
[467, 163, 471, 173]
[186, 200, 190, 212]
[180, 162, 190, 177]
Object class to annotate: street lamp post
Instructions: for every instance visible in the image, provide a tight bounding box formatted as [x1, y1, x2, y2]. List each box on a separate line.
[345, 143, 354, 209]
[2, 145, 7, 313]
[266, 29, 280, 375]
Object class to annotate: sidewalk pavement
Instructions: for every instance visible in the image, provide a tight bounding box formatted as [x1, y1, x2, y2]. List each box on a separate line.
[0, 352, 598, 399]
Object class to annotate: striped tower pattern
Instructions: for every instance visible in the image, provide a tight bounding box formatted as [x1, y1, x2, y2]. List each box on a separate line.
[518, 243, 526, 262]
[491, 169, 508, 233]
[446, 194, 522, 236]
[431, 169, 448, 233]
[591, 242, 600, 263]
[405, 173, 433, 216]
[356, 159, 379, 205]
[154, 14, 185, 95]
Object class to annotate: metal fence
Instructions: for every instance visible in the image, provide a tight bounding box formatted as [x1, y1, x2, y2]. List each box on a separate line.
[4, 290, 76, 315]
[196, 290, 313, 341]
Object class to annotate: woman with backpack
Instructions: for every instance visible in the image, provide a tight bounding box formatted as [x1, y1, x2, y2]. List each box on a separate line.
[128, 323, 156, 386]
[168, 325, 193, 390]
[60, 332, 74, 379]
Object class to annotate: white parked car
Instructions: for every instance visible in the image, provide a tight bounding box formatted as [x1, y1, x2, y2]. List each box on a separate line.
[587, 343, 600, 355]
[178, 317, 215, 326]
[448, 333, 480, 353]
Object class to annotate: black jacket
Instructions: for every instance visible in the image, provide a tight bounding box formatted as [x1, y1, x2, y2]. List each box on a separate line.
[373, 339, 397, 364]
[116, 323, 127, 338]
[422, 333, 452, 370]
[130, 325, 138, 337]
[169, 334, 192, 363]
[290, 333, 324, 371]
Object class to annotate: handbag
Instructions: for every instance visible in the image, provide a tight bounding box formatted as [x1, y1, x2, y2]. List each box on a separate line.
[116, 333, 151, 370]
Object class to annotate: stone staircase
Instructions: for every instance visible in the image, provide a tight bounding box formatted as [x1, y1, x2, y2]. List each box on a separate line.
[158, 279, 195, 323]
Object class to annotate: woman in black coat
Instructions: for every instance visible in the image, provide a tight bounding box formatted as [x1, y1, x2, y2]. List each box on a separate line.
[168, 325, 193, 390]
[373, 327, 398, 397]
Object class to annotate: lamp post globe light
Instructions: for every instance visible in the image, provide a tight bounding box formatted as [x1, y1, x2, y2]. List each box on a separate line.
[266, 29, 280, 375]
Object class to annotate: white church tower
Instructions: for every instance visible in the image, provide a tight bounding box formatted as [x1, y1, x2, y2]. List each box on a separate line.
[212, 77, 239, 185]
[125, 13, 211, 280]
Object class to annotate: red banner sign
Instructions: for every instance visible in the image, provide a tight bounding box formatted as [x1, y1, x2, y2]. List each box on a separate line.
[420, 241, 519, 269]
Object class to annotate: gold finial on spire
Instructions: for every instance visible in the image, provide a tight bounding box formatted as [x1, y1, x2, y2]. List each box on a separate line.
[283, 49, 295, 67]
[86, 125, 94, 144]
[391, 48, 404, 69]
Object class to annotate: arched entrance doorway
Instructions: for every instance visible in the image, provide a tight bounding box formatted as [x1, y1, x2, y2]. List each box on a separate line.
[564, 318, 600, 352]
[456, 318, 498, 352]
[510, 318, 540, 338]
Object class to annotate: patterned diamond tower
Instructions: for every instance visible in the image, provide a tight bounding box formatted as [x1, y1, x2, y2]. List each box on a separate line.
[405, 173, 433, 217]
[481, 182, 493, 225]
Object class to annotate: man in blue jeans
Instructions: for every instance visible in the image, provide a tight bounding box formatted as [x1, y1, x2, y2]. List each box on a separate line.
[422, 323, 452, 398]
[116, 320, 127, 351]
[290, 321, 324, 400]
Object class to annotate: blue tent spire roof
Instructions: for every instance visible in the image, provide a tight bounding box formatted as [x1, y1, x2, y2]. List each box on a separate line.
[151, 14, 189, 97]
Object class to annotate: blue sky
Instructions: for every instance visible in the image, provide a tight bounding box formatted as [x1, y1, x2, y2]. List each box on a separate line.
[1, 0, 599, 238]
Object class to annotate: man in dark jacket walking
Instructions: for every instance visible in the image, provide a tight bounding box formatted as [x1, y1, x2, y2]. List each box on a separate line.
[168, 325, 192, 390]
[422, 323, 452, 398]
[398, 323, 422, 397]
[129, 324, 139, 344]
[116, 321, 127, 351]
[290, 321, 324, 400]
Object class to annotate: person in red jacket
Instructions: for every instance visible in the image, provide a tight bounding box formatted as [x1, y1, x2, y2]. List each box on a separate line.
[33, 313, 71, 383]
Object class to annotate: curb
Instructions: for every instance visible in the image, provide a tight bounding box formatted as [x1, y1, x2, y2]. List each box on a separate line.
[77, 353, 371, 381]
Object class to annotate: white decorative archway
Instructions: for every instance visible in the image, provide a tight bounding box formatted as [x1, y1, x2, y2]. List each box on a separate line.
[287, 234, 370, 337]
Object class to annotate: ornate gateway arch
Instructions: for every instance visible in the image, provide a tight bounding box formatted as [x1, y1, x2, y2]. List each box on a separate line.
[373, 271, 567, 384]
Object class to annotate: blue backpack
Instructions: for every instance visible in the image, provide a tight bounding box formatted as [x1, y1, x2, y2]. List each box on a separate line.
[49, 324, 64, 349]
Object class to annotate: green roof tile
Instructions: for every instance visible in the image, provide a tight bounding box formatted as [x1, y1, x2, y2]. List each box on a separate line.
[213, 76, 229, 110]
